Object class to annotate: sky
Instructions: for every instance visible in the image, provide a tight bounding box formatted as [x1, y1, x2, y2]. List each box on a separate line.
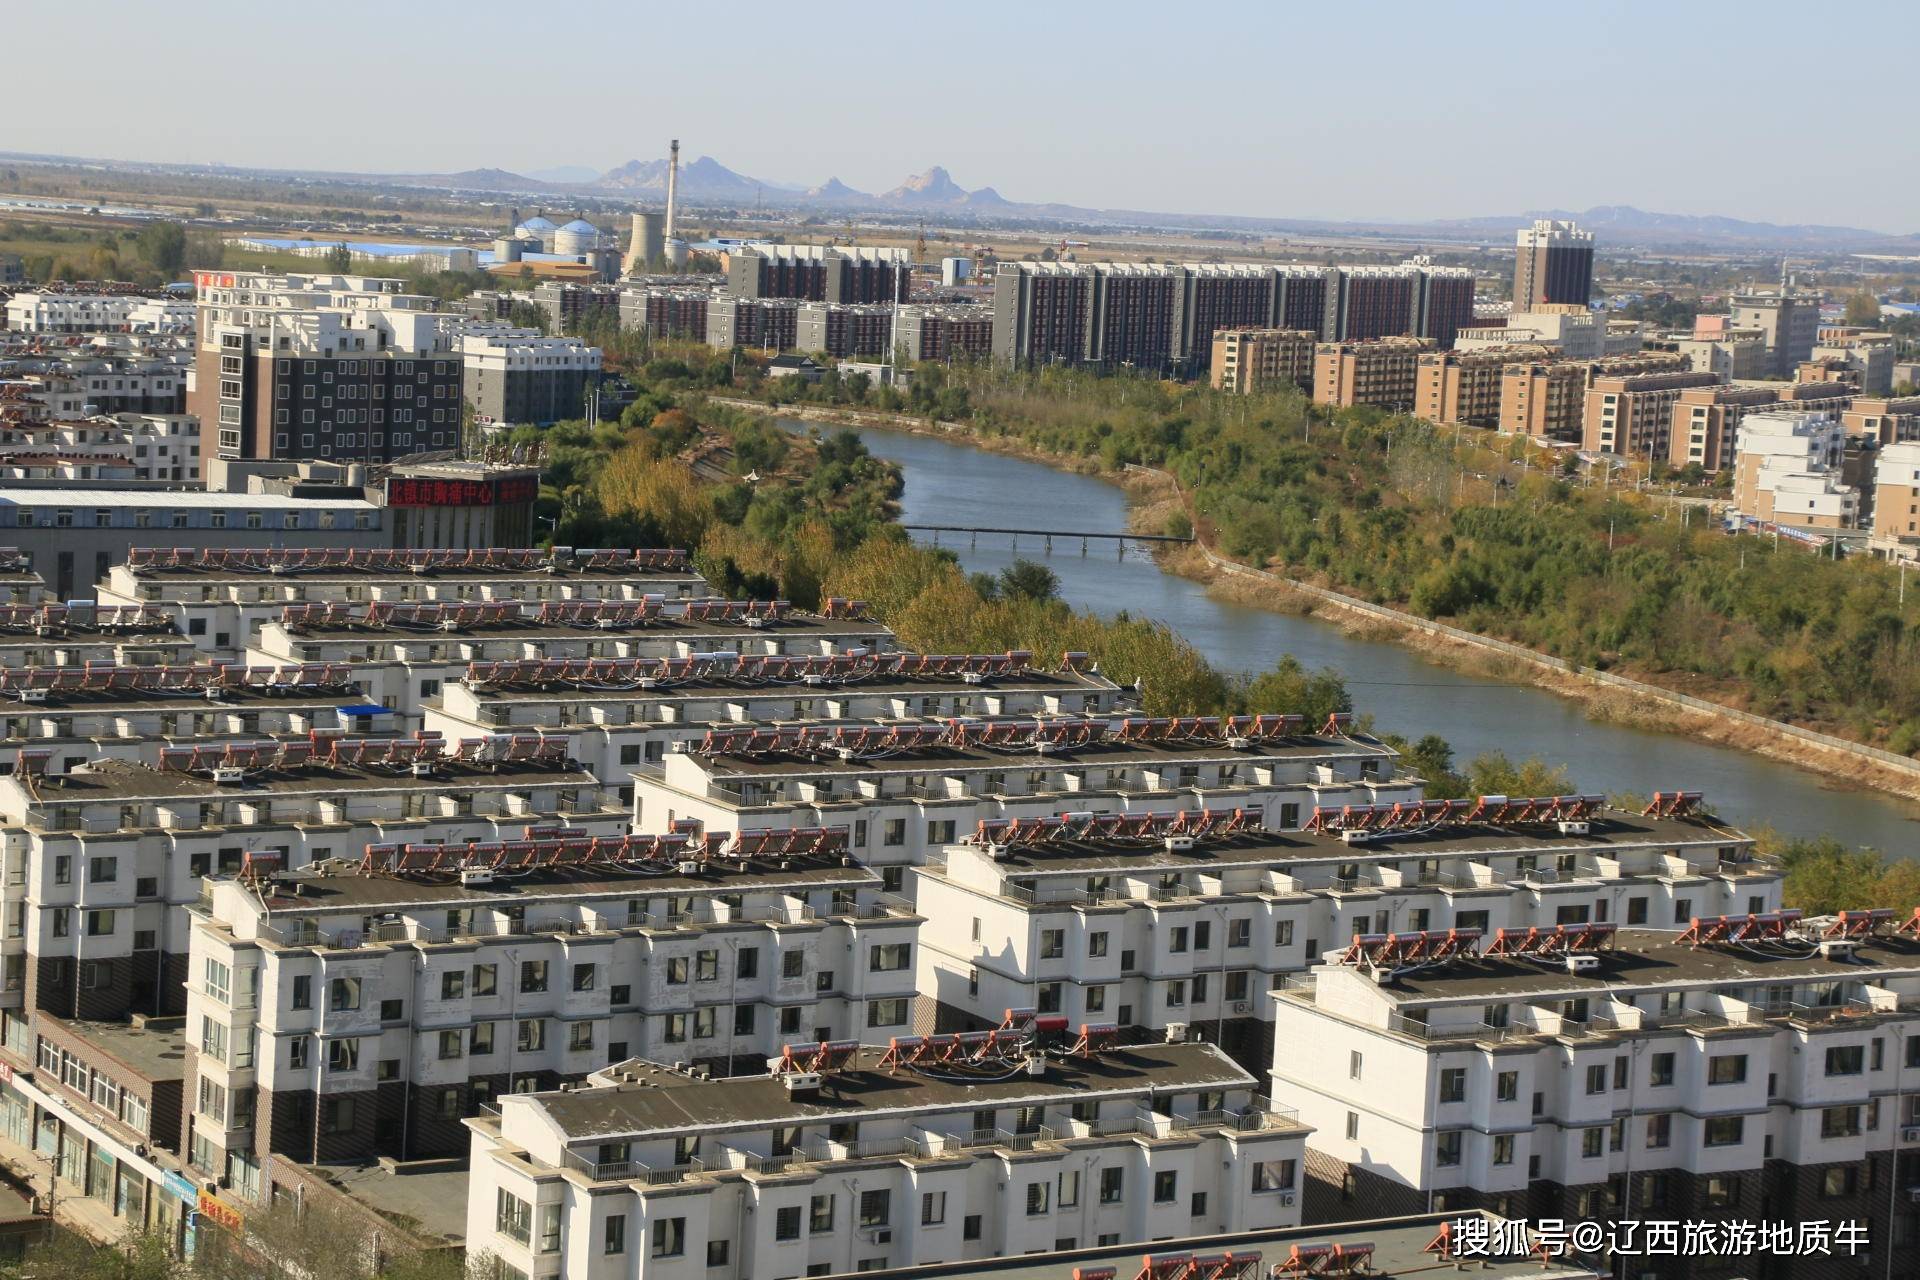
[6, 0, 1916, 232]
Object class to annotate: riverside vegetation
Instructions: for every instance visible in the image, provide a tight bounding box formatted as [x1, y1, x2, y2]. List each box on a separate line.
[757, 359, 1920, 761]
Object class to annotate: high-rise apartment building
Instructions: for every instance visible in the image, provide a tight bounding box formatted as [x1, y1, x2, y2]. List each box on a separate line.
[1730, 288, 1822, 377]
[1512, 219, 1594, 309]
[893, 305, 994, 363]
[794, 303, 895, 359]
[188, 272, 462, 467]
[725, 246, 910, 305]
[455, 324, 601, 427]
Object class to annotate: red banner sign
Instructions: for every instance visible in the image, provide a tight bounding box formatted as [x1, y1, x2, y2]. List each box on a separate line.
[386, 475, 538, 508]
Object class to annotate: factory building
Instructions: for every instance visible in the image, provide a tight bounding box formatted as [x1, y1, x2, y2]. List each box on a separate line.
[465, 1038, 1306, 1280]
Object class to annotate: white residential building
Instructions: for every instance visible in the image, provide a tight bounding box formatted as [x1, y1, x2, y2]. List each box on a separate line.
[914, 793, 1772, 1071]
[4, 292, 176, 335]
[96, 545, 707, 663]
[631, 715, 1413, 898]
[1731, 410, 1857, 529]
[182, 826, 920, 1190]
[465, 1038, 1306, 1280]
[1265, 916, 1920, 1278]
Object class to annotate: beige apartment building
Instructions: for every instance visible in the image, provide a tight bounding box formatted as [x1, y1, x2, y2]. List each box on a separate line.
[1731, 410, 1857, 529]
[1840, 393, 1920, 444]
[1210, 328, 1317, 394]
[1312, 336, 1433, 411]
[1668, 384, 1783, 472]
[1871, 441, 1920, 549]
[1498, 352, 1690, 443]
[1583, 369, 1722, 458]
[1415, 343, 1558, 427]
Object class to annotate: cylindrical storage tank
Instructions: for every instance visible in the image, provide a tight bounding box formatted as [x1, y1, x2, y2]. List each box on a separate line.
[663, 238, 689, 270]
[492, 237, 523, 263]
[554, 219, 601, 257]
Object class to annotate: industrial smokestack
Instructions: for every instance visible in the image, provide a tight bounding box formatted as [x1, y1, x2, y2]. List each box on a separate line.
[665, 139, 680, 241]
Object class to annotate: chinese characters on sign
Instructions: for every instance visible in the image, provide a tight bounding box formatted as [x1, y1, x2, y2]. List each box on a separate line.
[386, 475, 538, 507]
[1447, 1217, 1869, 1260]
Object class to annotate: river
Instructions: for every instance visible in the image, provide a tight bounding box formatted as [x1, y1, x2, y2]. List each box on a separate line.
[796, 418, 1920, 854]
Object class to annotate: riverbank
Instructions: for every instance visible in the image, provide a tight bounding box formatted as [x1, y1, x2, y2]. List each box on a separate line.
[723, 395, 1920, 811]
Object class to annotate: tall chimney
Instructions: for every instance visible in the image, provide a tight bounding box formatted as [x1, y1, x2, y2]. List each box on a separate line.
[665, 139, 680, 241]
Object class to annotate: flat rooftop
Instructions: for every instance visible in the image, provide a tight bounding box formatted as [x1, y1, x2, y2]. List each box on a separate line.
[527, 1043, 1254, 1140]
[55, 1016, 188, 1083]
[0, 490, 373, 510]
[467, 668, 1112, 704]
[23, 755, 597, 801]
[693, 733, 1394, 778]
[244, 853, 881, 914]
[973, 811, 1752, 876]
[0, 688, 363, 713]
[841, 1213, 1599, 1280]
[312, 1161, 469, 1247]
[1354, 928, 1920, 1003]
[280, 615, 882, 643]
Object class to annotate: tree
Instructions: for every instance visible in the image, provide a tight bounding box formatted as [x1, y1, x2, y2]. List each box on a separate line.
[136, 222, 188, 277]
[325, 242, 353, 273]
[1843, 291, 1881, 328]
[998, 559, 1060, 602]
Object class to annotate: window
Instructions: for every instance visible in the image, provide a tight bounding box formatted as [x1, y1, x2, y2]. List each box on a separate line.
[1581, 1127, 1604, 1158]
[1649, 1052, 1674, 1086]
[1099, 1166, 1125, 1203]
[288, 1040, 309, 1069]
[519, 960, 548, 993]
[776, 1206, 802, 1241]
[570, 1022, 595, 1051]
[1492, 1135, 1515, 1166]
[882, 819, 905, 846]
[1586, 1064, 1607, 1095]
[471, 1023, 495, 1055]
[495, 1189, 532, 1245]
[1436, 1131, 1462, 1166]
[869, 943, 911, 971]
[1275, 920, 1294, 947]
[1252, 1159, 1295, 1192]
[438, 1030, 463, 1060]
[1349, 1051, 1363, 1080]
[1153, 1171, 1177, 1203]
[782, 951, 804, 979]
[1345, 1111, 1359, 1141]
[605, 1214, 627, 1256]
[518, 1019, 545, 1052]
[867, 998, 908, 1028]
[651, 1218, 686, 1258]
[1027, 1181, 1052, 1216]
[1169, 926, 1189, 953]
[1704, 1176, 1738, 1209]
[706, 1241, 729, 1269]
[1821, 1167, 1859, 1199]
[328, 1038, 359, 1072]
[963, 1216, 982, 1241]
[1704, 1116, 1744, 1147]
[441, 970, 465, 1000]
[921, 1191, 946, 1225]
[329, 977, 360, 1012]
[1646, 1113, 1671, 1148]
[858, 1189, 890, 1228]
[1495, 1070, 1518, 1102]
[696, 950, 719, 982]
[1439, 1068, 1466, 1103]
[1707, 1054, 1747, 1085]
[1824, 1045, 1864, 1076]
[1058, 1169, 1080, 1208]
[1820, 1105, 1862, 1138]
[1039, 929, 1065, 959]
[810, 1194, 834, 1233]
[737, 948, 759, 980]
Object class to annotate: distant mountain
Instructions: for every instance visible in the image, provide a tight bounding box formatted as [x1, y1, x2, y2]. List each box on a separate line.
[882, 166, 971, 203]
[525, 164, 601, 184]
[406, 167, 555, 192]
[597, 154, 772, 200]
[806, 176, 865, 201]
[1432, 204, 1907, 249]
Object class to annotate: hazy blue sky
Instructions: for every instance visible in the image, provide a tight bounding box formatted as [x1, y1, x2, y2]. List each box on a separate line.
[7, 0, 1914, 230]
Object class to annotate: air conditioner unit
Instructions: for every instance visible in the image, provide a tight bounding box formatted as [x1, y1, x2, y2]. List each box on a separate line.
[1902, 1126, 1920, 1143]
[1232, 1001, 1251, 1014]
[863, 1228, 893, 1245]
[1276, 1191, 1295, 1207]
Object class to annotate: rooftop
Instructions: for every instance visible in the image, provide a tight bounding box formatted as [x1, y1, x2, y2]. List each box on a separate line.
[691, 732, 1394, 779]
[970, 810, 1751, 877]
[0, 490, 374, 510]
[521, 1042, 1254, 1140]
[53, 1015, 188, 1083]
[1341, 927, 1920, 1004]
[469, 666, 1112, 705]
[236, 851, 882, 915]
[18, 754, 596, 802]
[282, 613, 883, 643]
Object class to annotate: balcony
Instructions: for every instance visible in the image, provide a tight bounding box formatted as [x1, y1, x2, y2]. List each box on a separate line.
[562, 1149, 705, 1184]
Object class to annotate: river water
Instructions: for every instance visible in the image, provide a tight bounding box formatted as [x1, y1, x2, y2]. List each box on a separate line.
[797, 418, 1920, 854]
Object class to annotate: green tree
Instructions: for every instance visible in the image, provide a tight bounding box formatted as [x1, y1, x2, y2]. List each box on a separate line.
[998, 559, 1060, 602]
[324, 241, 353, 273]
[1843, 291, 1881, 327]
[136, 222, 188, 277]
